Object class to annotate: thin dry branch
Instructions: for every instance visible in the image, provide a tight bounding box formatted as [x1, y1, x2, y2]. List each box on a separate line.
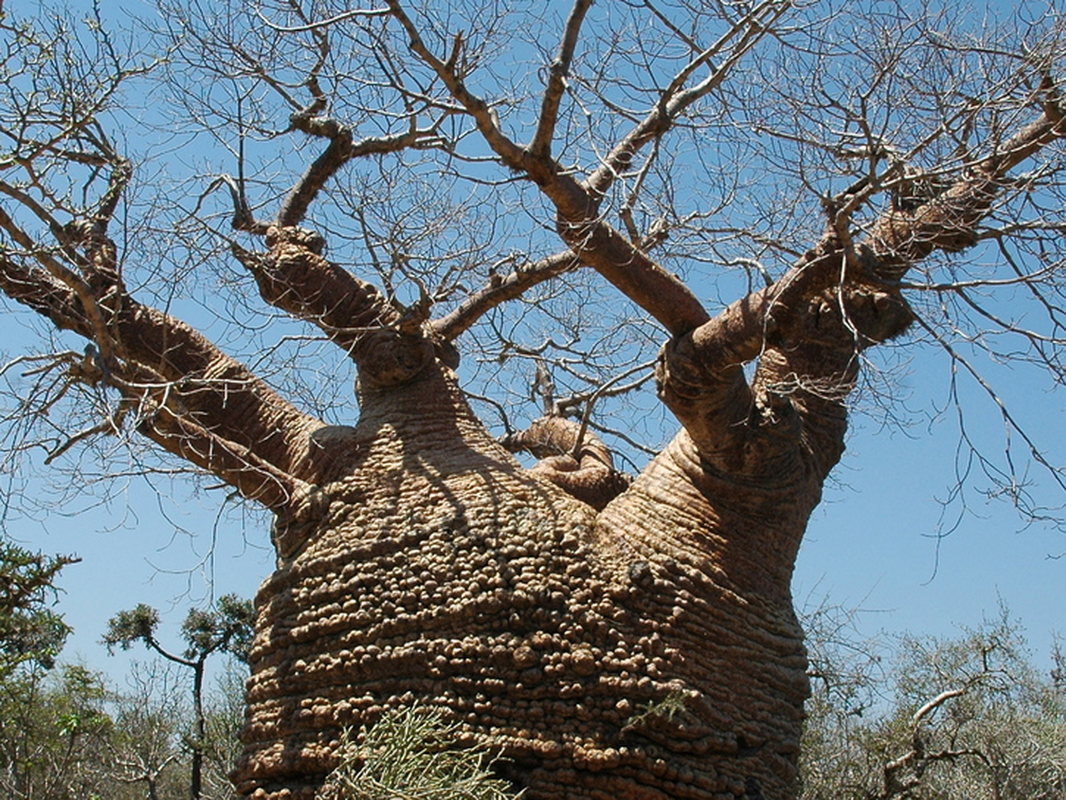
[432, 250, 581, 340]
[529, 0, 594, 159]
[277, 120, 444, 228]
[584, 0, 792, 201]
[255, 5, 390, 33]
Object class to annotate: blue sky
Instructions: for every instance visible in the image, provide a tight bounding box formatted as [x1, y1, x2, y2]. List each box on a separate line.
[2, 0, 1064, 690]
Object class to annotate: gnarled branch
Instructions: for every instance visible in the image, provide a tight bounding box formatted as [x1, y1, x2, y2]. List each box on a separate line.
[502, 416, 631, 510]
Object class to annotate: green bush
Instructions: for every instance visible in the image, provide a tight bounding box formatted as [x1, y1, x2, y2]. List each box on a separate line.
[319, 705, 521, 800]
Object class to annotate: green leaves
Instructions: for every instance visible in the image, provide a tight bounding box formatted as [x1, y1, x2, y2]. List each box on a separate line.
[321, 705, 522, 800]
[104, 595, 253, 665]
[0, 542, 76, 676]
[101, 604, 159, 654]
[179, 594, 254, 664]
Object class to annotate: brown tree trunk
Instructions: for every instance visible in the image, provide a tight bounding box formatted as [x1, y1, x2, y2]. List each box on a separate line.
[230, 350, 831, 798]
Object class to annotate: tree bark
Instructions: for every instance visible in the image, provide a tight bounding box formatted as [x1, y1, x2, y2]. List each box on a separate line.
[232, 354, 815, 799]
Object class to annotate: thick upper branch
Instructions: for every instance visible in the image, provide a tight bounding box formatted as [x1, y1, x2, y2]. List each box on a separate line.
[231, 226, 403, 360]
[553, 215, 711, 335]
[0, 250, 322, 508]
[658, 240, 913, 476]
[502, 415, 631, 510]
[659, 100, 1064, 474]
[388, 0, 711, 336]
[866, 109, 1066, 277]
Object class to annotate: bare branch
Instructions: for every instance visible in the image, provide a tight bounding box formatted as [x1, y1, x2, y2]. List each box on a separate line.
[0, 202, 115, 364]
[585, 0, 792, 201]
[529, 0, 593, 159]
[867, 108, 1066, 277]
[432, 250, 581, 340]
[278, 114, 444, 228]
[386, 0, 529, 172]
[501, 415, 631, 510]
[255, 5, 391, 33]
[231, 228, 402, 359]
[129, 387, 313, 511]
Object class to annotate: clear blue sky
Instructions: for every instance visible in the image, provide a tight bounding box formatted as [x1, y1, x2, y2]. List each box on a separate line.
[2, 0, 1063, 690]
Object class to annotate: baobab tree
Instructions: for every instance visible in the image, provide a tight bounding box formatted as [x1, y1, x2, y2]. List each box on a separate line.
[0, 1, 1063, 798]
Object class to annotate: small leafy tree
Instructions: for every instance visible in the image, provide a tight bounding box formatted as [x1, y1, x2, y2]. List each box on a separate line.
[104, 595, 253, 800]
[0, 542, 108, 799]
[0, 542, 77, 677]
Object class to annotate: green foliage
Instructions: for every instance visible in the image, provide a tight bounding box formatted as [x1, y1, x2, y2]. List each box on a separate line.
[180, 594, 255, 664]
[102, 603, 160, 654]
[0, 662, 114, 799]
[800, 604, 1066, 800]
[104, 595, 253, 665]
[0, 548, 247, 800]
[623, 688, 690, 731]
[0, 542, 76, 674]
[0, 654, 244, 799]
[319, 705, 522, 800]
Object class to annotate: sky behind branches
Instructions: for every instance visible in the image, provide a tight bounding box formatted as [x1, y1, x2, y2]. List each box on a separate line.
[0, 0, 1063, 687]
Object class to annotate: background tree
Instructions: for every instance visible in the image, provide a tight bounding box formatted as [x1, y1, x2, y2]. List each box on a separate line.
[0, 1, 1063, 798]
[800, 606, 1066, 799]
[108, 660, 196, 800]
[0, 662, 113, 800]
[0, 543, 76, 678]
[104, 596, 253, 800]
[199, 659, 252, 800]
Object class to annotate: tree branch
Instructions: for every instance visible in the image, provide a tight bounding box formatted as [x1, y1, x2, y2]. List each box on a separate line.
[0, 252, 323, 504]
[231, 227, 403, 359]
[584, 0, 791, 201]
[276, 119, 444, 228]
[388, 0, 712, 336]
[502, 415, 631, 510]
[127, 383, 314, 511]
[866, 107, 1066, 277]
[553, 216, 711, 336]
[0, 200, 116, 363]
[431, 250, 581, 341]
[529, 0, 593, 159]
[661, 238, 913, 472]
[386, 0, 530, 173]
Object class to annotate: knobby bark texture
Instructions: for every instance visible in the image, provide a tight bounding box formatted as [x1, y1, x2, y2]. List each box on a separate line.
[218, 223, 914, 799]
[235, 359, 812, 800]
[0, 217, 957, 800]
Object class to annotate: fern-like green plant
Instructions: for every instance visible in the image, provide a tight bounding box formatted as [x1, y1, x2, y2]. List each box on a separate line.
[319, 705, 522, 800]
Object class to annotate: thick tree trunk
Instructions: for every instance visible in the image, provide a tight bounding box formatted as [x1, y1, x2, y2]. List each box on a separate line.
[231, 345, 823, 799]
